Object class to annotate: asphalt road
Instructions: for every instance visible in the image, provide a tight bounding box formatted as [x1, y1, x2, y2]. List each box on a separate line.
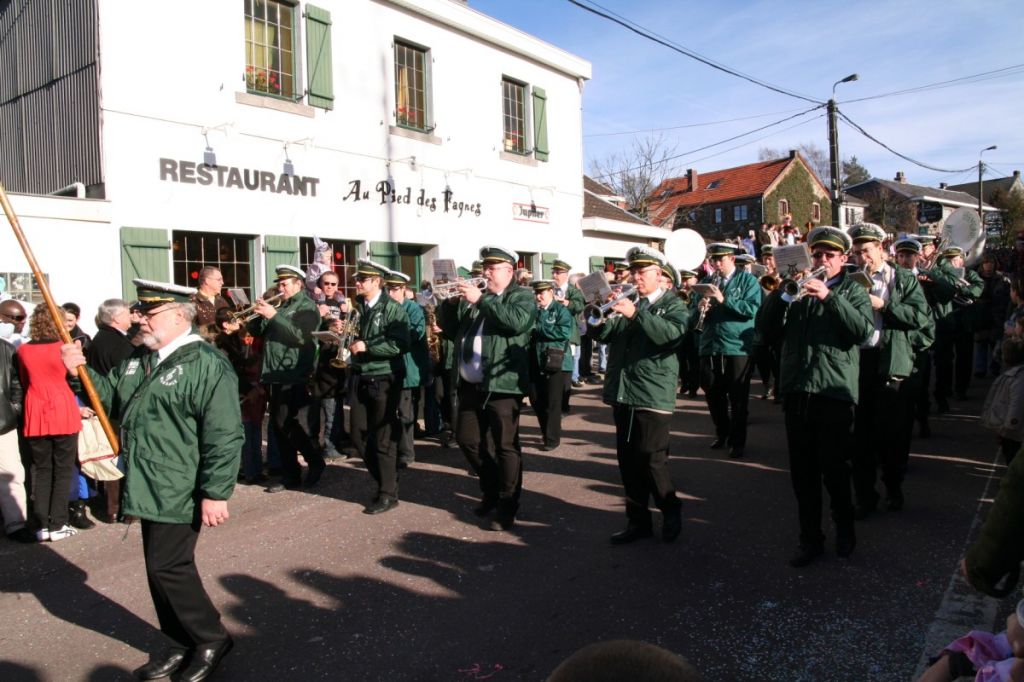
[0, 376, 1010, 681]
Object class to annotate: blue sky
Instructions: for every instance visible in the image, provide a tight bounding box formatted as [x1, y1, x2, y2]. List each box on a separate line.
[471, 0, 1024, 190]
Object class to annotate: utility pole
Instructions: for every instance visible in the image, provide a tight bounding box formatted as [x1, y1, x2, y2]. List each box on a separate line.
[979, 145, 997, 225]
[828, 74, 858, 228]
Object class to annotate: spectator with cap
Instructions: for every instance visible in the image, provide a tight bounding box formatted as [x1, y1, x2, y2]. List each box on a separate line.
[759, 226, 873, 567]
[529, 279, 573, 452]
[436, 245, 534, 531]
[249, 264, 325, 493]
[591, 245, 690, 544]
[383, 268, 426, 470]
[347, 260, 410, 514]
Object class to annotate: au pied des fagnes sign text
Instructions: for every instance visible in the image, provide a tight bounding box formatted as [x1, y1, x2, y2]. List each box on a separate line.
[342, 179, 482, 218]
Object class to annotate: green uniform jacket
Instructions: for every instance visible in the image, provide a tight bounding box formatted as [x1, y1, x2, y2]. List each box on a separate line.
[249, 293, 320, 384]
[920, 261, 984, 333]
[592, 290, 690, 411]
[352, 294, 410, 378]
[697, 270, 762, 356]
[877, 265, 935, 378]
[965, 441, 1024, 597]
[401, 299, 427, 388]
[761, 274, 874, 404]
[532, 302, 574, 372]
[559, 285, 585, 345]
[87, 340, 243, 524]
[436, 283, 535, 395]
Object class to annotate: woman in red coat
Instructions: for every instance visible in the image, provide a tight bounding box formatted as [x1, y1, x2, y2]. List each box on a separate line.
[19, 306, 83, 541]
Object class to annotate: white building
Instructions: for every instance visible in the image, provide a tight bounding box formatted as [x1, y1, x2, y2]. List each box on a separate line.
[0, 0, 659, 332]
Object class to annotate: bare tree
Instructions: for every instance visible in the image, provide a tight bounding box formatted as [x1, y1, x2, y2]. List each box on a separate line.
[589, 134, 680, 218]
[862, 185, 916, 231]
[758, 141, 830, 186]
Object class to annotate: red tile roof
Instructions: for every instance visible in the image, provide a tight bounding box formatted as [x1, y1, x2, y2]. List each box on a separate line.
[646, 157, 793, 227]
[584, 175, 616, 195]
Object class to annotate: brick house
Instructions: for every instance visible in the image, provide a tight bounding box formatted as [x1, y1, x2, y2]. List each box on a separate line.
[646, 150, 831, 238]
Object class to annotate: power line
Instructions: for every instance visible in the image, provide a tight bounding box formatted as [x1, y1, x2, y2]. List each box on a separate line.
[584, 107, 812, 138]
[840, 63, 1024, 104]
[837, 111, 975, 174]
[680, 114, 825, 168]
[590, 106, 825, 181]
[565, 0, 823, 105]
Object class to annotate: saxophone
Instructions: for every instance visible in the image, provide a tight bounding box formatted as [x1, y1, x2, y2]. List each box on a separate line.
[424, 304, 441, 364]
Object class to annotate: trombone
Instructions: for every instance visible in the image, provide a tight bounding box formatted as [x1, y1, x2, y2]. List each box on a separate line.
[584, 285, 638, 326]
[230, 292, 284, 324]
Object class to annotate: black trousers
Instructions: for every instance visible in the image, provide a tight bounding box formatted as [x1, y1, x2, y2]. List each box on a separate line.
[612, 405, 680, 529]
[579, 335, 594, 378]
[28, 435, 78, 531]
[531, 369, 568, 447]
[455, 384, 523, 505]
[434, 368, 455, 434]
[350, 374, 401, 498]
[141, 520, 227, 650]
[392, 387, 415, 463]
[784, 393, 855, 547]
[677, 332, 700, 393]
[268, 383, 323, 485]
[699, 354, 753, 447]
[752, 343, 776, 395]
[934, 329, 973, 399]
[851, 349, 914, 504]
[914, 350, 932, 423]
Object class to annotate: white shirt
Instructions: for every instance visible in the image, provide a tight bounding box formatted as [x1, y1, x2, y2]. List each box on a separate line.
[156, 331, 204, 366]
[862, 263, 893, 349]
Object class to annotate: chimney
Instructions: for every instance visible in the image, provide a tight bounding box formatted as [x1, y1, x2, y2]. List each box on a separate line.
[895, 171, 906, 184]
[686, 168, 698, 192]
[939, 183, 948, 190]
[789, 149, 798, 159]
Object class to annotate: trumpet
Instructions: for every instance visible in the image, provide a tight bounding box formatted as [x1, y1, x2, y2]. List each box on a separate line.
[330, 310, 361, 369]
[231, 292, 284, 324]
[584, 285, 638, 326]
[781, 267, 828, 301]
[432, 277, 487, 301]
[759, 274, 781, 292]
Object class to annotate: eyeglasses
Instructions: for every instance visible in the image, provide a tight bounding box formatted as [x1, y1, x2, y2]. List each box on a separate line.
[322, 282, 339, 287]
[811, 251, 841, 260]
[2, 314, 25, 321]
[141, 306, 176, 321]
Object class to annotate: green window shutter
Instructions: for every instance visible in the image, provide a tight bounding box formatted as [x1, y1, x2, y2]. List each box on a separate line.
[532, 86, 549, 162]
[540, 252, 558, 279]
[264, 235, 299, 292]
[305, 5, 334, 110]
[588, 256, 606, 274]
[120, 227, 169, 299]
[369, 241, 400, 271]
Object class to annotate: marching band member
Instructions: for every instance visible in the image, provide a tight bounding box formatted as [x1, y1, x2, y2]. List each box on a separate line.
[348, 260, 410, 514]
[897, 239, 938, 436]
[551, 260, 585, 393]
[847, 224, 934, 518]
[529, 279, 573, 452]
[914, 234, 940, 269]
[921, 246, 984, 412]
[591, 246, 690, 544]
[250, 265, 324, 493]
[697, 243, 762, 459]
[676, 269, 701, 399]
[759, 227, 873, 567]
[383, 269, 427, 469]
[436, 246, 534, 531]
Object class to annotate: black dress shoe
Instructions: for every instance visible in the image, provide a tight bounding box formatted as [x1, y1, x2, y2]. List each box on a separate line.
[853, 500, 876, 521]
[473, 497, 498, 517]
[788, 544, 824, 568]
[662, 509, 682, 543]
[709, 437, 727, 450]
[836, 530, 856, 558]
[610, 525, 653, 545]
[936, 397, 950, 414]
[885, 494, 904, 512]
[174, 637, 233, 682]
[918, 420, 931, 438]
[133, 648, 187, 680]
[304, 459, 326, 488]
[728, 446, 744, 459]
[363, 495, 399, 515]
[486, 513, 515, 531]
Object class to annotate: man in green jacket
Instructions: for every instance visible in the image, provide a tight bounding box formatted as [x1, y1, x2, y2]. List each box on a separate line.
[383, 269, 424, 469]
[848, 225, 935, 518]
[348, 260, 411, 514]
[592, 246, 690, 544]
[62, 279, 242, 682]
[696, 242, 762, 458]
[436, 245, 534, 531]
[250, 265, 324, 493]
[552, 259, 585, 393]
[529, 279, 574, 451]
[759, 227, 874, 568]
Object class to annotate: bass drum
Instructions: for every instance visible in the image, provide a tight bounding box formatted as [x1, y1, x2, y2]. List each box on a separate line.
[663, 228, 707, 272]
[942, 207, 986, 266]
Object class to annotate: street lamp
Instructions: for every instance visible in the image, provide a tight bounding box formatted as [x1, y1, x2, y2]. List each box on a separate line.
[979, 144, 997, 223]
[829, 73, 859, 227]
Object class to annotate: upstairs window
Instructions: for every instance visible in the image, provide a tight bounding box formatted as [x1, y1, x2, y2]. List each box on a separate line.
[244, 0, 297, 99]
[502, 78, 528, 154]
[714, 208, 723, 224]
[395, 40, 431, 131]
[733, 205, 748, 221]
